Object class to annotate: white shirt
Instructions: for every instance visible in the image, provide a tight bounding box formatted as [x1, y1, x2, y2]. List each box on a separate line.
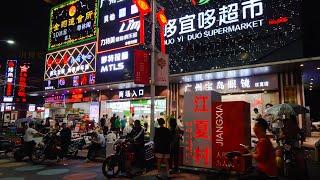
[106, 132, 117, 143]
[97, 133, 106, 147]
[123, 126, 133, 137]
[24, 128, 38, 142]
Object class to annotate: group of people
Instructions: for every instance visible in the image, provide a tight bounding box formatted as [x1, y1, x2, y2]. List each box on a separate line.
[153, 117, 184, 179]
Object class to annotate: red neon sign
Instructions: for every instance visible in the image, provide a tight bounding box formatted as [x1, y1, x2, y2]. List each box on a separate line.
[133, 0, 151, 15]
[268, 17, 288, 25]
[16, 64, 30, 102]
[193, 95, 209, 112]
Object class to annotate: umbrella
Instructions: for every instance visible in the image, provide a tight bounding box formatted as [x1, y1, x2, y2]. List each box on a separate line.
[14, 118, 35, 125]
[264, 103, 309, 118]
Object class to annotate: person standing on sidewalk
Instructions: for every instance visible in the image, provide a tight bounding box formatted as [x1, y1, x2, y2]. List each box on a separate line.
[58, 123, 71, 164]
[154, 118, 170, 179]
[169, 118, 183, 174]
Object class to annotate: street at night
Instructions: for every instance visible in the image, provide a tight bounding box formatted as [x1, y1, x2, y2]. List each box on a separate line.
[1, 0, 320, 179]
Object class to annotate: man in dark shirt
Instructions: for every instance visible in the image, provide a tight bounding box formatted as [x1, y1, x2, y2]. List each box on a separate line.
[129, 120, 145, 169]
[59, 123, 71, 164]
[110, 114, 116, 131]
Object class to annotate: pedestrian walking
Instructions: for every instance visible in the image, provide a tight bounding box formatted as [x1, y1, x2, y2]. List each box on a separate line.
[120, 115, 127, 132]
[115, 116, 121, 135]
[58, 123, 71, 165]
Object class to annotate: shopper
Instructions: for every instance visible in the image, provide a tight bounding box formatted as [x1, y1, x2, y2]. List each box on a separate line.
[253, 108, 262, 121]
[58, 123, 71, 164]
[123, 120, 133, 137]
[129, 113, 135, 125]
[169, 118, 183, 174]
[100, 115, 106, 128]
[110, 114, 116, 131]
[120, 115, 127, 132]
[115, 116, 121, 135]
[240, 118, 277, 180]
[154, 118, 170, 179]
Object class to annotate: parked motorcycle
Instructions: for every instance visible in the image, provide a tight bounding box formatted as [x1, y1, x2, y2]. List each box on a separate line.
[0, 135, 15, 154]
[101, 137, 154, 178]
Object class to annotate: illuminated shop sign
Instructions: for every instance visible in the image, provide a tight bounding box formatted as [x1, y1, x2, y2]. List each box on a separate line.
[163, 0, 301, 74]
[119, 88, 144, 99]
[16, 64, 30, 103]
[44, 42, 96, 80]
[181, 74, 278, 94]
[98, 0, 140, 53]
[3, 60, 17, 102]
[96, 49, 133, 83]
[48, 0, 97, 50]
[165, 0, 264, 45]
[45, 95, 65, 103]
[192, 0, 211, 6]
[44, 73, 95, 90]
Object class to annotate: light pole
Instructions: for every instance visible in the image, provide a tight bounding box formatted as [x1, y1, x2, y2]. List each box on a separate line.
[150, 0, 156, 140]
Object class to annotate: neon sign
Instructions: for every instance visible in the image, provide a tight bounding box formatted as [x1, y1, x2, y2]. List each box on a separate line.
[48, 0, 97, 50]
[119, 88, 144, 99]
[98, 0, 141, 53]
[44, 42, 96, 80]
[192, 0, 210, 6]
[16, 64, 30, 103]
[3, 60, 17, 102]
[96, 49, 134, 83]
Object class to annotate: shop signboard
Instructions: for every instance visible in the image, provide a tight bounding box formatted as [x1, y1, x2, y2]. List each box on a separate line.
[155, 53, 169, 86]
[48, 0, 97, 50]
[134, 49, 150, 85]
[183, 91, 221, 168]
[119, 88, 144, 99]
[98, 0, 141, 53]
[3, 60, 17, 103]
[16, 63, 30, 103]
[45, 95, 65, 103]
[162, 0, 302, 74]
[212, 101, 251, 172]
[44, 73, 95, 90]
[181, 74, 278, 94]
[45, 42, 96, 80]
[96, 48, 134, 83]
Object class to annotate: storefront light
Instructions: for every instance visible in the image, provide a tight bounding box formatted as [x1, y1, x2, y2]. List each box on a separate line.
[317, 67, 320, 70]
[311, 78, 314, 81]
[300, 64, 304, 67]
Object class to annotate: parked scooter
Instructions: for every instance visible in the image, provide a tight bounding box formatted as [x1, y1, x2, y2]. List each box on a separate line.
[101, 137, 154, 178]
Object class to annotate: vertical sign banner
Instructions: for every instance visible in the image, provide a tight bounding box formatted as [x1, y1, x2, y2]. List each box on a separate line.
[212, 101, 251, 172]
[134, 49, 150, 85]
[48, 0, 97, 50]
[3, 60, 17, 102]
[16, 64, 30, 103]
[155, 53, 169, 86]
[183, 91, 221, 168]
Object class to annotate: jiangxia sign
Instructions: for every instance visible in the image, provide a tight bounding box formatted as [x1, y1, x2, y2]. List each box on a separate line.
[165, 0, 264, 45]
[48, 0, 97, 50]
[3, 60, 17, 102]
[98, 0, 140, 53]
[44, 42, 96, 80]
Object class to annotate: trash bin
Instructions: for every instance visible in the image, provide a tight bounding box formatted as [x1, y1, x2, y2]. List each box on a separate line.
[315, 140, 320, 162]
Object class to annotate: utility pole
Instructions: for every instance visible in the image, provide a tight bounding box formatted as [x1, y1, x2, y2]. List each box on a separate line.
[150, 0, 156, 140]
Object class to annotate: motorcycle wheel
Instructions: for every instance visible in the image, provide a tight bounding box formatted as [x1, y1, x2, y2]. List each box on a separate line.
[102, 157, 118, 178]
[14, 150, 23, 162]
[31, 147, 45, 164]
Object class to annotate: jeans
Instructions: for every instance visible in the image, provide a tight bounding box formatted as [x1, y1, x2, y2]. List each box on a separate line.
[170, 147, 179, 171]
[24, 141, 36, 159]
[133, 144, 145, 169]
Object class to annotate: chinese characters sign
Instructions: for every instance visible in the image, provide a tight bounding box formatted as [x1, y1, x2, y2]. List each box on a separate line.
[44, 42, 96, 80]
[165, 0, 264, 44]
[16, 64, 30, 103]
[44, 73, 95, 90]
[161, 0, 301, 74]
[183, 91, 221, 168]
[134, 49, 150, 85]
[181, 74, 278, 94]
[96, 48, 134, 83]
[98, 0, 140, 53]
[48, 0, 97, 50]
[118, 88, 144, 99]
[3, 60, 17, 102]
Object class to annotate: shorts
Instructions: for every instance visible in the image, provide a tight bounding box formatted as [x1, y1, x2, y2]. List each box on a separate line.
[155, 153, 170, 159]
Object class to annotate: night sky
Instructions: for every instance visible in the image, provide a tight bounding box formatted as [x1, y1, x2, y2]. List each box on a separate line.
[0, 0, 51, 80]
